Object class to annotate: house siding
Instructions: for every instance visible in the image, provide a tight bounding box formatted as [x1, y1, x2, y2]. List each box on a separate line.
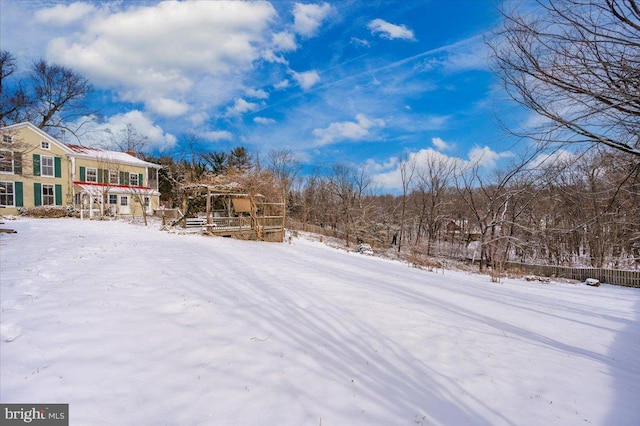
[0, 124, 71, 215]
[0, 123, 161, 217]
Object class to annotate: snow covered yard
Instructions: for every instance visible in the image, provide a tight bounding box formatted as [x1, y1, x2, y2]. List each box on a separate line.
[1, 218, 639, 426]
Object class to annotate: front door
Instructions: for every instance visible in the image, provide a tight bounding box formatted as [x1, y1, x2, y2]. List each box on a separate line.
[119, 195, 130, 214]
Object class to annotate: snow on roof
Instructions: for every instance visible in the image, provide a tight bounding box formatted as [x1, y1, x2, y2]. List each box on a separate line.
[66, 144, 160, 168]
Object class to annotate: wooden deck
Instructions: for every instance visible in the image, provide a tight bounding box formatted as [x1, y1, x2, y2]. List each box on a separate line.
[185, 215, 284, 239]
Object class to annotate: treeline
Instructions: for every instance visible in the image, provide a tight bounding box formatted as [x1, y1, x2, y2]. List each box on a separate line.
[143, 145, 639, 271]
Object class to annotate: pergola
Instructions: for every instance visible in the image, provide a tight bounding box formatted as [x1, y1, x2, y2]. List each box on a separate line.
[175, 182, 285, 242]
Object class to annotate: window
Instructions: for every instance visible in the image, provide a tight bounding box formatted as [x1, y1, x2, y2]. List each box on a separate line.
[120, 196, 128, 206]
[0, 150, 13, 173]
[144, 196, 150, 207]
[109, 194, 117, 204]
[129, 173, 138, 186]
[0, 181, 14, 206]
[41, 141, 50, 150]
[42, 184, 55, 206]
[109, 170, 118, 185]
[2, 134, 13, 145]
[41, 156, 54, 177]
[86, 168, 98, 183]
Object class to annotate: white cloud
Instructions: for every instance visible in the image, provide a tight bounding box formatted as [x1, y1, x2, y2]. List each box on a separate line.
[350, 37, 370, 48]
[313, 114, 385, 145]
[46, 1, 277, 117]
[291, 70, 321, 90]
[292, 2, 333, 37]
[262, 51, 289, 65]
[227, 98, 261, 116]
[529, 149, 576, 169]
[274, 79, 290, 90]
[468, 145, 513, 168]
[202, 130, 233, 142]
[370, 147, 512, 192]
[245, 88, 269, 99]
[272, 31, 298, 51]
[431, 137, 453, 151]
[34, 2, 96, 26]
[372, 148, 462, 189]
[412, 148, 465, 171]
[368, 19, 416, 41]
[254, 117, 276, 125]
[363, 157, 400, 174]
[74, 110, 177, 152]
[189, 112, 209, 127]
[148, 97, 189, 117]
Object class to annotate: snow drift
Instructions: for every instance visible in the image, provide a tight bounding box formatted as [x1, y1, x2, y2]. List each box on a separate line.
[1, 218, 639, 425]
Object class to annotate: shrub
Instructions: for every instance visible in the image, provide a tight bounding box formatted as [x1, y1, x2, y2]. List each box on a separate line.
[19, 206, 71, 218]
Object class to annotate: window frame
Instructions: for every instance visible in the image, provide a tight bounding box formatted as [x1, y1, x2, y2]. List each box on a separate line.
[2, 134, 13, 145]
[42, 184, 55, 206]
[129, 172, 139, 187]
[0, 181, 14, 206]
[85, 167, 98, 183]
[109, 194, 117, 205]
[109, 170, 118, 185]
[120, 195, 128, 206]
[0, 150, 14, 174]
[41, 141, 50, 150]
[40, 155, 55, 177]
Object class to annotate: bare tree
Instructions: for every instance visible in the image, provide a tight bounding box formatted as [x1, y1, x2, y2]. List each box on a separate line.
[0, 50, 15, 87]
[397, 153, 416, 253]
[412, 151, 455, 255]
[266, 148, 301, 198]
[29, 59, 93, 138]
[107, 123, 149, 155]
[0, 50, 30, 126]
[0, 51, 93, 136]
[266, 148, 302, 227]
[327, 164, 359, 247]
[489, 0, 640, 159]
[454, 155, 538, 274]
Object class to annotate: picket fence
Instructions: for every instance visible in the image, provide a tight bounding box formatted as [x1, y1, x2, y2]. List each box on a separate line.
[504, 262, 640, 288]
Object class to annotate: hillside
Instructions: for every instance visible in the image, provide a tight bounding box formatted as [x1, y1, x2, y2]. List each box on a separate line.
[1, 218, 639, 425]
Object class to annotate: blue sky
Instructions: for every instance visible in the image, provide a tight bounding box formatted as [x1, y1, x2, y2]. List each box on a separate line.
[1, 0, 527, 191]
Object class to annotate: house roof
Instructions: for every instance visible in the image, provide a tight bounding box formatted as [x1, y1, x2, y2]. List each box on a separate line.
[66, 144, 161, 168]
[1, 122, 73, 154]
[1, 122, 161, 169]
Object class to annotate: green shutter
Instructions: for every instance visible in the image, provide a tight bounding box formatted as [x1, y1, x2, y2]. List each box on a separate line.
[34, 183, 42, 206]
[14, 153, 22, 175]
[120, 171, 129, 185]
[55, 184, 62, 206]
[138, 173, 144, 187]
[54, 157, 62, 178]
[14, 182, 23, 207]
[103, 169, 109, 183]
[33, 154, 41, 176]
[119, 171, 125, 185]
[79, 166, 85, 182]
[97, 168, 103, 183]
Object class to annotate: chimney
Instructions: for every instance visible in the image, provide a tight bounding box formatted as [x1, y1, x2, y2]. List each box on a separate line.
[126, 150, 136, 157]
